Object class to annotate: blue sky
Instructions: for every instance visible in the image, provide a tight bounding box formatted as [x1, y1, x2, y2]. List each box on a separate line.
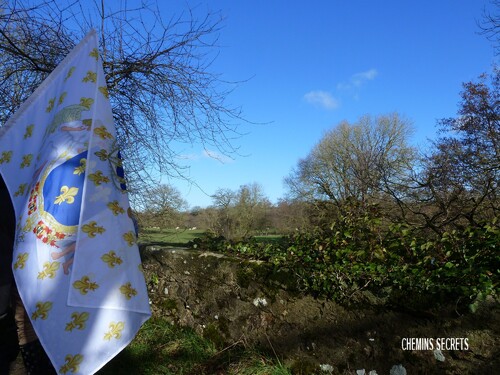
[160, 0, 497, 208]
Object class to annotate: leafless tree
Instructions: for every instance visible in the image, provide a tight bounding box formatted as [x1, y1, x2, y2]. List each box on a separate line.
[479, 0, 500, 55]
[0, 0, 245, 203]
[285, 113, 416, 212]
[138, 183, 187, 229]
[209, 183, 271, 239]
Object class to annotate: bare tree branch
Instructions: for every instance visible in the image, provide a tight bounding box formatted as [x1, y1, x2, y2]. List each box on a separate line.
[0, 0, 247, 206]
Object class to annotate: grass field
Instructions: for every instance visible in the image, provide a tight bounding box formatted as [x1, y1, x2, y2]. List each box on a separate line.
[139, 228, 206, 247]
[140, 229, 285, 248]
[98, 317, 291, 375]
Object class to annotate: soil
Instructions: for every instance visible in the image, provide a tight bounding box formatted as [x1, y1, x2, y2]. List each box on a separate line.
[8, 247, 500, 374]
[142, 247, 500, 375]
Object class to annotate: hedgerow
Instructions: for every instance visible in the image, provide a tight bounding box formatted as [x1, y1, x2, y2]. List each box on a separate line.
[189, 215, 499, 312]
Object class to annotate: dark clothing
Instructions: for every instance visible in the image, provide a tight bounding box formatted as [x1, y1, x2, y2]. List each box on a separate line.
[0, 173, 19, 373]
[0, 173, 16, 317]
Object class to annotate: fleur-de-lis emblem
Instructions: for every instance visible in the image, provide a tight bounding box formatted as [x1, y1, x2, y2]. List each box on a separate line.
[14, 183, 27, 197]
[73, 275, 99, 295]
[20, 154, 33, 168]
[59, 354, 83, 374]
[90, 48, 99, 60]
[55, 186, 79, 205]
[82, 71, 97, 83]
[123, 231, 136, 246]
[37, 261, 60, 280]
[31, 301, 53, 320]
[65, 312, 90, 332]
[107, 201, 124, 215]
[95, 149, 109, 161]
[104, 321, 125, 341]
[14, 253, 29, 270]
[23, 216, 34, 232]
[73, 158, 86, 175]
[64, 67, 76, 82]
[82, 119, 92, 129]
[101, 251, 123, 268]
[82, 221, 105, 238]
[99, 86, 109, 99]
[89, 171, 110, 186]
[0, 151, 13, 164]
[24, 124, 34, 139]
[94, 126, 113, 140]
[46, 98, 55, 112]
[80, 97, 94, 109]
[59, 92, 67, 105]
[119, 282, 137, 300]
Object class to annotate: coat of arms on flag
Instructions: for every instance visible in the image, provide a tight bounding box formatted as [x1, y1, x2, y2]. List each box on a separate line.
[0, 30, 151, 374]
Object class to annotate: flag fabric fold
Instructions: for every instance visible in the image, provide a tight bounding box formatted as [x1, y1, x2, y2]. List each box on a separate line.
[0, 30, 151, 375]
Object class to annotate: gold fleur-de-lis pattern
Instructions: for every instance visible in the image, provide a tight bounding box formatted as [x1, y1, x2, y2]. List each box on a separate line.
[0, 30, 150, 374]
[73, 158, 86, 175]
[81, 119, 92, 130]
[38, 261, 60, 279]
[22, 217, 34, 232]
[0, 151, 12, 164]
[94, 126, 113, 140]
[59, 354, 83, 374]
[64, 66, 75, 81]
[65, 312, 90, 331]
[83, 71, 97, 83]
[46, 98, 55, 112]
[123, 231, 136, 246]
[88, 170, 110, 186]
[59, 92, 67, 105]
[94, 149, 109, 161]
[101, 251, 123, 268]
[81, 221, 105, 237]
[107, 200, 125, 215]
[104, 321, 125, 341]
[79, 97, 94, 109]
[120, 283, 137, 300]
[98, 86, 109, 99]
[14, 183, 27, 197]
[20, 154, 33, 168]
[14, 253, 29, 270]
[90, 47, 99, 60]
[73, 275, 99, 295]
[24, 124, 34, 139]
[31, 301, 53, 320]
[54, 186, 79, 205]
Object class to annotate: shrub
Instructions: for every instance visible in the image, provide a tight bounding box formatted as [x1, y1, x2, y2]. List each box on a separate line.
[189, 214, 499, 312]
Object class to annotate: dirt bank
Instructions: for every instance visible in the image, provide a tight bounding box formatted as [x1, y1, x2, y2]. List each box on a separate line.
[142, 247, 500, 374]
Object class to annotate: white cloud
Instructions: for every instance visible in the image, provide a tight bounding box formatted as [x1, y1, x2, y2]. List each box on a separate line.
[177, 149, 233, 163]
[178, 153, 200, 161]
[356, 68, 378, 80]
[337, 68, 378, 90]
[303, 90, 339, 110]
[203, 149, 233, 163]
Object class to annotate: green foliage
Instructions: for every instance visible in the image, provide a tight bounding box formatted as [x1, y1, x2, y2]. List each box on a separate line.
[194, 210, 499, 311]
[99, 317, 292, 374]
[189, 232, 288, 259]
[98, 317, 216, 374]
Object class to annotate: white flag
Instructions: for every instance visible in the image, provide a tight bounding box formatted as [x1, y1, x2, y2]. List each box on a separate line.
[0, 30, 150, 374]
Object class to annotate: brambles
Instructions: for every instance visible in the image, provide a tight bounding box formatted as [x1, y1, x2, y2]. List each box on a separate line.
[193, 211, 499, 312]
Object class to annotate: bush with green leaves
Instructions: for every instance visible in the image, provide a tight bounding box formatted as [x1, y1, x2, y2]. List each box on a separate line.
[191, 212, 499, 312]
